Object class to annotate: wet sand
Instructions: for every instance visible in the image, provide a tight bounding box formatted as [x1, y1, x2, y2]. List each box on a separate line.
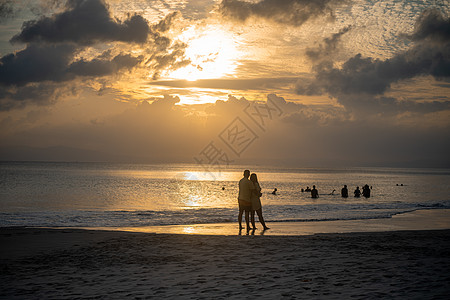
[86, 208, 450, 236]
[1, 210, 450, 299]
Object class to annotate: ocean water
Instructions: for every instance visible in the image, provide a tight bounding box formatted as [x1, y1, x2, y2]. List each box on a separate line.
[0, 162, 449, 228]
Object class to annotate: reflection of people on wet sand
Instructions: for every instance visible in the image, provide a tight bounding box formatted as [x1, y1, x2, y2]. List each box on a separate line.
[272, 188, 277, 195]
[238, 170, 252, 231]
[354, 186, 361, 197]
[362, 184, 371, 198]
[341, 185, 348, 198]
[311, 185, 319, 198]
[250, 173, 269, 230]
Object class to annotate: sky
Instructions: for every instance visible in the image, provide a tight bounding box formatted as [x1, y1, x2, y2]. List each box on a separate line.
[0, 0, 449, 168]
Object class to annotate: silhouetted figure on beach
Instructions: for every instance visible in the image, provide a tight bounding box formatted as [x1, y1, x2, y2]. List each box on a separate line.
[305, 186, 311, 192]
[250, 173, 269, 230]
[341, 185, 348, 198]
[301, 188, 304, 192]
[222, 186, 225, 190]
[272, 188, 277, 195]
[238, 170, 252, 231]
[311, 185, 319, 198]
[354, 186, 361, 197]
[362, 184, 371, 198]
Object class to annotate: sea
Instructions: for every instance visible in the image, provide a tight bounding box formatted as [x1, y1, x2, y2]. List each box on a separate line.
[1, 161, 449, 228]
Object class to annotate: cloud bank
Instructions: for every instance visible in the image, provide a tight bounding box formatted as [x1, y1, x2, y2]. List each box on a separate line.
[10, 0, 150, 45]
[0, 0, 186, 111]
[2, 92, 448, 167]
[296, 8, 450, 114]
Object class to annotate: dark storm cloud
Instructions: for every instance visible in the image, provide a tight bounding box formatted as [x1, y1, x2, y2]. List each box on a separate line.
[0, 8, 181, 88]
[305, 25, 352, 62]
[11, 0, 149, 45]
[296, 9, 450, 113]
[407, 8, 450, 43]
[0, 44, 76, 86]
[0, 1, 184, 110]
[68, 53, 141, 77]
[0, 44, 141, 87]
[0, 82, 74, 111]
[219, 0, 347, 26]
[299, 44, 450, 96]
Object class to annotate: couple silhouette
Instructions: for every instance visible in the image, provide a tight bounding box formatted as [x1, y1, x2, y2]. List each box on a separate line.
[238, 170, 269, 232]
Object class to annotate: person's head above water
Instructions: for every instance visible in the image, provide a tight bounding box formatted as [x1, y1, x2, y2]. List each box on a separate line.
[243, 170, 250, 178]
[250, 173, 258, 182]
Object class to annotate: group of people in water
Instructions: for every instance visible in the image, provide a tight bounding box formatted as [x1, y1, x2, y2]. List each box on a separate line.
[341, 184, 371, 198]
[301, 184, 372, 198]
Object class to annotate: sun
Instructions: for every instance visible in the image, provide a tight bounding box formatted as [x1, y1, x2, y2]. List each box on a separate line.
[168, 25, 241, 81]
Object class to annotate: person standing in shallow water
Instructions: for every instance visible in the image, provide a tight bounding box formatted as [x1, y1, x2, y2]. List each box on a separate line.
[311, 185, 319, 198]
[362, 184, 371, 198]
[238, 170, 252, 231]
[250, 173, 269, 230]
[354, 186, 361, 197]
[341, 185, 349, 198]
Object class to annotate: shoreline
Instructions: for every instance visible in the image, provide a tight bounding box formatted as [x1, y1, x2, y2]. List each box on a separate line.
[55, 208, 450, 236]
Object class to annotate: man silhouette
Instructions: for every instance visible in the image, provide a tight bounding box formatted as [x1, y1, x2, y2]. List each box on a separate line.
[311, 185, 319, 198]
[341, 185, 348, 198]
[362, 184, 371, 198]
[238, 170, 252, 231]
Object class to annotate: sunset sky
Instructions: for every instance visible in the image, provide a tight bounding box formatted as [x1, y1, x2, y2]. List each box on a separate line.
[0, 0, 449, 167]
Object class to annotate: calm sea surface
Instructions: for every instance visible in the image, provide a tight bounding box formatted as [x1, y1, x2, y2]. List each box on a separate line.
[1, 162, 449, 227]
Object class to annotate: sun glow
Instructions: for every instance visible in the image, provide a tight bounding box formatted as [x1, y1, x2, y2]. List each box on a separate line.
[168, 26, 241, 81]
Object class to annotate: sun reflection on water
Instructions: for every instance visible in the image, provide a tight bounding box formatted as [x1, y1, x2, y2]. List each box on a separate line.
[180, 171, 239, 181]
[183, 194, 202, 208]
[182, 226, 196, 234]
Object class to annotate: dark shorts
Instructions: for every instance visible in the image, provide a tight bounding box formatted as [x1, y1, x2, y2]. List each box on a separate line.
[238, 201, 252, 212]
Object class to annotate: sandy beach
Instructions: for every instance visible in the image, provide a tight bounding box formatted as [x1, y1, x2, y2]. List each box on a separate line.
[1, 211, 450, 299]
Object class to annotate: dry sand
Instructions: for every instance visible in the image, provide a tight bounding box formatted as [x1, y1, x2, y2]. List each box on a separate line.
[1, 226, 450, 299]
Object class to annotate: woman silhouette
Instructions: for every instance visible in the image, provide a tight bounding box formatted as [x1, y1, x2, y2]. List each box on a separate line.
[250, 173, 269, 230]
